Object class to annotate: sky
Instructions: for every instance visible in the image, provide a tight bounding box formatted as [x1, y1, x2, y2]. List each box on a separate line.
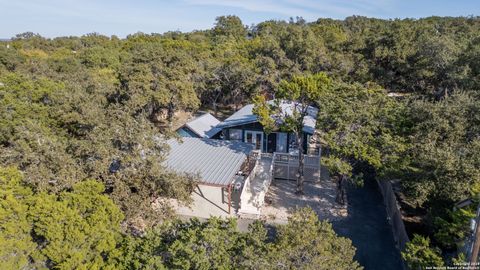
[0, 0, 479, 38]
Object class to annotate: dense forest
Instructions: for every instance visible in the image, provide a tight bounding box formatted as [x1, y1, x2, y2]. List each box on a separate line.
[1, 15, 480, 268]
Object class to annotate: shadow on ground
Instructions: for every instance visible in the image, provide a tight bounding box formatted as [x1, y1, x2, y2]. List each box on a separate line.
[331, 179, 404, 270]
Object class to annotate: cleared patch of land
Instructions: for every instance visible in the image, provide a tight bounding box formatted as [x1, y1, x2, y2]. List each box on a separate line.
[261, 166, 346, 223]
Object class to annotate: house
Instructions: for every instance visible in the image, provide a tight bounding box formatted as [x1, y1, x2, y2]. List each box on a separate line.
[176, 102, 319, 154]
[169, 101, 321, 218]
[216, 101, 318, 153]
[177, 113, 222, 139]
[164, 137, 254, 217]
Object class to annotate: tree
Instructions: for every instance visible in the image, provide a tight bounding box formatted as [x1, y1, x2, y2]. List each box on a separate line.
[315, 81, 407, 199]
[434, 208, 475, 250]
[29, 180, 125, 269]
[213, 16, 247, 41]
[0, 167, 125, 269]
[114, 208, 360, 270]
[254, 73, 331, 194]
[114, 217, 246, 270]
[0, 62, 197, 226]
[118, 40, 199, 124]
[0, 167, 36, 270]
[196, 41, 258, 115]
[400, 92, 480, 206]
[402, 234, 444, 269]
[79, 45, 120, 69]
[0, 45, 24, 71]
[269, 207, 361, 270]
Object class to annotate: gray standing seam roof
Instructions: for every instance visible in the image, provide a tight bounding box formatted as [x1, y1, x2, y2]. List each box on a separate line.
[184, 113, 221, 138]
[216, 101, 318, 134]
[164, 137, 254, 186]
[216, 104, 258, 128]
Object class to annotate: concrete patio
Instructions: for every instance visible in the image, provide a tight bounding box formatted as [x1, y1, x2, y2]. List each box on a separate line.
[168, 184, 240, 219]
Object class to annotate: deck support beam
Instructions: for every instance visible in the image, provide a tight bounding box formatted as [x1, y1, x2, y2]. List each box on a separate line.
[228, 184, 232, 214]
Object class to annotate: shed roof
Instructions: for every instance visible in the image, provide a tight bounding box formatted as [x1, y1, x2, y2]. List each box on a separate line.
[164, 137, 253, 186]
[216, 101, 318, 134]
[183, 113, 221, 138]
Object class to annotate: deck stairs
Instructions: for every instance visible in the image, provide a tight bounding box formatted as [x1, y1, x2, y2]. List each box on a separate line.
[238, 155, 273, 217]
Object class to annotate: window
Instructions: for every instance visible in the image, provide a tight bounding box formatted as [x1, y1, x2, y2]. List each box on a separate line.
[246, 133, 253, 143]
[229, 129, 242, 141]
[289, 133, 298, 150]
[276, 132, 287, 153]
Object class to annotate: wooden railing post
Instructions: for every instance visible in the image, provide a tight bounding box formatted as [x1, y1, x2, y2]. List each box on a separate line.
[228, 184, 232, 214]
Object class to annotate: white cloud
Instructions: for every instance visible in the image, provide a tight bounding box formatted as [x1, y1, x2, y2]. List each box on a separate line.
[184, 0, 317, 17]
[184, 0, 395, 19]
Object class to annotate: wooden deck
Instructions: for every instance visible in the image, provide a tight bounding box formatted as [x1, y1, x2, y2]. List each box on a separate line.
[238, 151, 322, 217]
[272, 152, 321, 182]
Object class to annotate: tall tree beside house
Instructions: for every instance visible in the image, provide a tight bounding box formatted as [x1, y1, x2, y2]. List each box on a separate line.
[118, 39, 200, 123]
[399, 91, 480, 207]
[254, 73, 331, 194]
[196, 42, 258, 116]
[0, 72, 196, 225]
[315, 81, 407, 199]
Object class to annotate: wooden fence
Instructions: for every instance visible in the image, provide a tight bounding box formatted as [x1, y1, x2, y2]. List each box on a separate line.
[376, 179, 409, 268]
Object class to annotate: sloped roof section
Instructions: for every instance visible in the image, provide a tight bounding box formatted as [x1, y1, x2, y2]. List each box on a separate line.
[279, 102, 318, 134]
[216, 104, 258, 128]
[183, 113, 221, 138]
[216, 101, 318, 134]
[164, 137, 253, 186]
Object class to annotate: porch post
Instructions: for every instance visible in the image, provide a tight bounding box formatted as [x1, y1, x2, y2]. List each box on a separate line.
[228, 184, 232, 214]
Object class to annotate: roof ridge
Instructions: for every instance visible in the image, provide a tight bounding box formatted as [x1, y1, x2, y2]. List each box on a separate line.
[190, 112, 218, 122]
[195, 112, 211, 119]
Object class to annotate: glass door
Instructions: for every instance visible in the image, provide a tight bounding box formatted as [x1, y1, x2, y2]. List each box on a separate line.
[255, 133, 262, 150]
[245, 131, 263, 151]
[276, 132, 287, 153]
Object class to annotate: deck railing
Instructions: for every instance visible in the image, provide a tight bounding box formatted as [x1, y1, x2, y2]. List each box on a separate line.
[238, 152, 262, 216]
[238, 150, 277, 214]
[272, 151, 321, 182]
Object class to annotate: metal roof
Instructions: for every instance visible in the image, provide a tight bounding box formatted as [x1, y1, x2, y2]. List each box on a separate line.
[216, 101, 318, 134]
[164, 137, 253, 186]
[183, 113, 221, 138]
[216, 104, 258, 128]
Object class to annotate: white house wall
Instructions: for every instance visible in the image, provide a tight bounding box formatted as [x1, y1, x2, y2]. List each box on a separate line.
[174, 184, 234, 218]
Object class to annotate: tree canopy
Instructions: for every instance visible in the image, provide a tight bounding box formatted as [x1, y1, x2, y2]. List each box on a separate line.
[115, 207, 361, 270]
[0, 167, 123, 269]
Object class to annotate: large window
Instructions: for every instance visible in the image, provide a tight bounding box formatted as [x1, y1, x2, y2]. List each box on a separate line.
[229, 129, 242, 141]
[288, 133, 299, 152]
[276, 132, 288, 153]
